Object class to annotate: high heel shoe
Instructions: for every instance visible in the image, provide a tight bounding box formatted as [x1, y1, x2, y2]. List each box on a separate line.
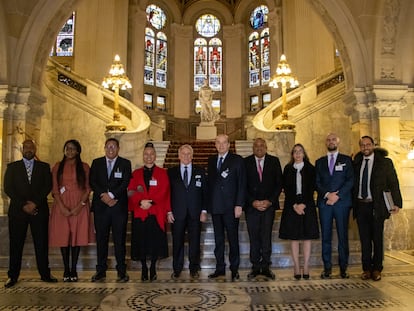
[294, 274, 301, 280]
[302, 274, 310, 280]
[70, 271, 78, 282]
[150, 266, 157, 281]
[141, 266, 148, 281]
[63, 271, 71, 282]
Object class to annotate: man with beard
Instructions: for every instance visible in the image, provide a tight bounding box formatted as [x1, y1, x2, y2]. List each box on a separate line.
[315, 133, 354, 279]
[353, 136, 402, 281]
[4, 139, 56, 288]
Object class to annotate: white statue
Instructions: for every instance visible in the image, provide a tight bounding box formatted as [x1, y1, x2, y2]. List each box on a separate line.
[199, 79, 219, 124]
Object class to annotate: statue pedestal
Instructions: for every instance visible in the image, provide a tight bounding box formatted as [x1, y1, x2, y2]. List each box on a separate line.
[196, 124, 217, 140]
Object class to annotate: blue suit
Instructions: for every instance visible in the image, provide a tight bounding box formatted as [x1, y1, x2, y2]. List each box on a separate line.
[315, 153, 353, 272]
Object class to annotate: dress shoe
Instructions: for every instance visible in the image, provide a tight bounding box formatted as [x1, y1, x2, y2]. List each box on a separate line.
[63, 271, 71, 282]
[171, 272, 180, 279]
[372, 270, 381, 281]
[261, 269, 275, 280]
[340, 269, 349, 279]
[4, 278, 17, 288]
[231, 271, 240, 281]
[141, 266, 148, 281]
[320, 269, 332, 279]
[361, 270, 371, 280]
[117, 273, 129, 283]
[41, 275, 58, 283]
[70, 271, 78, 282]
[190, 270, 199, 278]
[247, 270, 260, 279]
[208, 271, 225, 279]
[150, 267, 157, 281]
[91, 272, 106, 282]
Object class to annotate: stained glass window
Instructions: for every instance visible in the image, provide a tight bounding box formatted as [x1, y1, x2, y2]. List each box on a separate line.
[146, 4, 166, 30]
[195, 14, 220, 38]
[51, 12, 75, 56]
[248, 5, 270, 87]
[250, 5, 268, 30]
[144, 5, 167, 88]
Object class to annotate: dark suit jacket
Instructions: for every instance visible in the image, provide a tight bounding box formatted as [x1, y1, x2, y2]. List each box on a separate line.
[89, 156, 132, 213]
[4, 160, 52, 217]
[353, 148, 402, 220]
[207, 152, 246, 214]
[168, 164, 208, 220]
[315, 153, 354, 208]
[244, 153, 282, 212]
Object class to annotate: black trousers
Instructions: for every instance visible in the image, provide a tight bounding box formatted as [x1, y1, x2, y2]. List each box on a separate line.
[94, 207, 128, 275]
[171, 214, 201, 273]
[8, 212, 51, 280]
[211, 213, 240, 273]
[245, 208, 275, 271]
[356, 201, 384, 272]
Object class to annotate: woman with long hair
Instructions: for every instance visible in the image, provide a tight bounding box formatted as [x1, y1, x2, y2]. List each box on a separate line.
[279, 143, 319, 280]
[49, 139, 92, 282]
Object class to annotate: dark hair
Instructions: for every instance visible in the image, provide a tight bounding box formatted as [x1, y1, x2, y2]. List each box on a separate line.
[360, 135, 374, 144]
[105, 137, 119, 147]
[288, 143, 310, 164]
[145, 142, 154, 148]
[57, 139, 86, 190]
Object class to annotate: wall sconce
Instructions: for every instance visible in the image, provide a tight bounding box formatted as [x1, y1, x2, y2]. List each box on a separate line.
[407, 139, 414, 160]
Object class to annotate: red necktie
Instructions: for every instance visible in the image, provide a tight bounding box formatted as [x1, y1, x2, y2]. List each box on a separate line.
[257, 158, 263, 182]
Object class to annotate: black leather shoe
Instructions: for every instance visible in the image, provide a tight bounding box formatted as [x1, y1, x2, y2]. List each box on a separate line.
[247, 270, 260, 279]
[340, 270, 349, 279]
[150, 267, 157, 281]
[190, 270, 199, 278]
[261, 269, 275, 280]
[70, 271, 78, 282]
[41, 275, 58, 283]
[231, 271, 240, 281]
[208, 271, 225, 279]
[91, 272, 106, 282]
[294, 274, 302, 280]
[4, 278, 17, 288]
[321, 269, 332, 279]
[171, 272, 180, 279]
[117, 273, 129, 283]
[141, 266, 148, 281]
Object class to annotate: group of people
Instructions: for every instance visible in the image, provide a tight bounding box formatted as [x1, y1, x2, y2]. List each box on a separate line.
[3, 132, 402, 288]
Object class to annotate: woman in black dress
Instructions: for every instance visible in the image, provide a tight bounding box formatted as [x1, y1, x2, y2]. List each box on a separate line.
[279, 144, 319, 279]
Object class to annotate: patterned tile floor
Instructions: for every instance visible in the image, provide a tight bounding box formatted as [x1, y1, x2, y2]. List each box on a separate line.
[1, 251, 414, 310]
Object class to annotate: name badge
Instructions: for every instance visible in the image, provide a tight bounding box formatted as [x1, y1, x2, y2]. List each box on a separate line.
[60, 186, 66, 194]
[196, 181, 202, 187]
[221, 169, 229, 178]
[114, 171, 123, 178]
[149, 179, 158, 186]
[335, 165, 344, 171]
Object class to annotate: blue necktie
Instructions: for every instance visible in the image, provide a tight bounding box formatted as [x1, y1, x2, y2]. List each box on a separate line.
[361, 159, 369, 199]
[217, 157, 223, 172]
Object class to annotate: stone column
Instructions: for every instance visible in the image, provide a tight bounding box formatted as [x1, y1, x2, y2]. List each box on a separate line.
[171, 24, 193, 118]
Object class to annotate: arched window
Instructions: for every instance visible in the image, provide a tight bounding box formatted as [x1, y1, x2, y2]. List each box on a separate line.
[194, 14, 222, 91]
[50, 12, 75, 56]
[248, 5, 269, 87]
[144, 4, 167, 88]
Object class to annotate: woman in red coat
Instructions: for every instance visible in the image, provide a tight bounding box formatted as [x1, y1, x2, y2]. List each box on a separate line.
[128, 142, 171, 281]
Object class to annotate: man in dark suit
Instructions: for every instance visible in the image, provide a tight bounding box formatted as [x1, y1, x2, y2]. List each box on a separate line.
[353, 136, 402, 281]
[315, 133, 354, 279]
[89, 138, 132, 283]
[167, 144, 208, 279]
[207, 134, 246, 281]
[4, 139, 57, 288]
[244, 138, 282, 280]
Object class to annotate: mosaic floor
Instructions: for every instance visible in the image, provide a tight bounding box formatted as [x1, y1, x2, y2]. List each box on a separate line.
[1, 251, 414, 310]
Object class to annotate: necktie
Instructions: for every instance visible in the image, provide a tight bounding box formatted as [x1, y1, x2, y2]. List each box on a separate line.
[25, 162, 32, 183]
[257, 158, 263, 182]
[217, 157, 223, 172]
[361, 159, 369, 199]
[183, 166, 189, 188]
[107, 160, 113, 178]
[329, 154, 335, 175]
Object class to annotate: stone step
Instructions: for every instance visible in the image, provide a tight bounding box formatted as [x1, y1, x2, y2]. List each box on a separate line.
[0, 215, 362, 271]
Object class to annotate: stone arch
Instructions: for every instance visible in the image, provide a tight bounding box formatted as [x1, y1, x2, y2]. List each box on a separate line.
[182, 0, 234, 26]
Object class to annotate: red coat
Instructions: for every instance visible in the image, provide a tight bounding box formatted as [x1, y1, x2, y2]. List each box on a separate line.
[128, 165, 171, 231]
